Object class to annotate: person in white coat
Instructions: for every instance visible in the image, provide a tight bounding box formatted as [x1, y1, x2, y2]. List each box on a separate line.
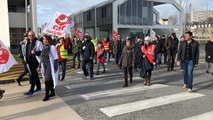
[37, 35, 59, 101]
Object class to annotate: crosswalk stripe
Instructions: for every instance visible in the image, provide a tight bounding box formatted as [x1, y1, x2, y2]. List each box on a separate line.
[77, 69, 110, 74]
[100, 92, 205, 117]
[65, 77, 142, 90]
[81, 84, 168, 100]
[182, 111, 213, 120]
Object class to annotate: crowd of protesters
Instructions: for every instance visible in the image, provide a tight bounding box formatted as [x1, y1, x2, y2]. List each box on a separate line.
[2, 30, 211, 100]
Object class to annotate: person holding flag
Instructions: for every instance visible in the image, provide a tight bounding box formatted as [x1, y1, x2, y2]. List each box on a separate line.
[56, 34, 71, 81]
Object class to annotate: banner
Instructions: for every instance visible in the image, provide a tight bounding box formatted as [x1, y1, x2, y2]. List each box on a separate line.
[0, 40, 17, 74]
[74, 27, 83, 38]
[43, 12, 74, 37]
[113, 31, 119, 40]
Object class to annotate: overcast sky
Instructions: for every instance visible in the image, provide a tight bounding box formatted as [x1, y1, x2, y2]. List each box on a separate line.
[37, 0, 213, 27]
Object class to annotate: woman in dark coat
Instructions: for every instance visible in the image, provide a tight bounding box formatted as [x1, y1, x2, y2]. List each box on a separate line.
[205, 37, 213, 74]
[140, 36, 156, 86]
[119, 39, 135, 87]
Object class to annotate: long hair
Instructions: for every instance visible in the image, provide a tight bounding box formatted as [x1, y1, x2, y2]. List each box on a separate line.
[43, 35, 53, 45]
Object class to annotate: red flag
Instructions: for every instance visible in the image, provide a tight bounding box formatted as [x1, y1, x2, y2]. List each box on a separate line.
[113, 31, 119, 41]
[74, 27, 83, 38]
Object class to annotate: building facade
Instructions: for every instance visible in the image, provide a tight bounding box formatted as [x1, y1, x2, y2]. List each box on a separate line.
[191, 9, 213, 22]
[70, 0, 183, 40]
[0, 0, 37, 52]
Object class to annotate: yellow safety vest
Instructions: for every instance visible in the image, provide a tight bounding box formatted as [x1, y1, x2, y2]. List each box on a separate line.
[56, 44, 68, 59]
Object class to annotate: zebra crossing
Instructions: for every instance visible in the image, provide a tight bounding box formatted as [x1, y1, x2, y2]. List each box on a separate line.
[62, 64, 213, 120]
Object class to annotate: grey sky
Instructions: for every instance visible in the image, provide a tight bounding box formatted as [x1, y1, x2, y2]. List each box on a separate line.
[37, 0, 213, 27]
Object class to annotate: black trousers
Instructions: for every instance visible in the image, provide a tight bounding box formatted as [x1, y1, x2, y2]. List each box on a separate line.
[82, 60, 94, 77]
[144, 71, 152, 79]
[163, 51, 167, 64]
[97, 62, 105, 73]
[28, 62, 41, 93]
[44, 80, 54, 96]
[17, 59, 28, 82]
[167, 52, 176, 71]
[123, 67, 133, 79]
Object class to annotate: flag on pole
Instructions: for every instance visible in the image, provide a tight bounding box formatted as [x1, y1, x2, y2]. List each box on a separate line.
[0, 40, 17, 74]
[74, 27, 83, 38]
[43, 12, 74, 37]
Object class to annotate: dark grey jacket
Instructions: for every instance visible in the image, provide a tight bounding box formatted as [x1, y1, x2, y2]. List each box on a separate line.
[119, 45, 135, 67]
[177, 39, 199, 65]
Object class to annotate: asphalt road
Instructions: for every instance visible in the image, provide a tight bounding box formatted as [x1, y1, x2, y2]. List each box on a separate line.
[55, 57, 213, 120]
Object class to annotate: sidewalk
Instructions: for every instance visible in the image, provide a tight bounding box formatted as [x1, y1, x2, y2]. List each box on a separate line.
[0, 82, 83, 120]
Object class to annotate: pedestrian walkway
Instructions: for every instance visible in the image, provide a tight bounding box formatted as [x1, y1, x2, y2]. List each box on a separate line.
[0, 82, 83, 120]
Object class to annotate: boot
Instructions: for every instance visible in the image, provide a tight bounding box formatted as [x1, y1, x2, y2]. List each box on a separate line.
[147, 77, 151, 86]
[123, 77, 128, 87]
[0, 89, 5, 99]
[49, 89, 55, 97]
[144, 79, 147, 85]
[43, 93, 49, 101]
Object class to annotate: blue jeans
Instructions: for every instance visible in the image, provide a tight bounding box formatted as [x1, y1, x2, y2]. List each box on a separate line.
[59, 60, 67, 80]
[183, 60, 194, 89]
[154, 53, 162, 67]
[105, 51, 110, 64]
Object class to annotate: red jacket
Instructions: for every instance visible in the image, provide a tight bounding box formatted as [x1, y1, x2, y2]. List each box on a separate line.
[56, 37, 71, 61]
[102, 41, 110, 52]
[141, 44, 156, 64]
[96, 47, 105, 63]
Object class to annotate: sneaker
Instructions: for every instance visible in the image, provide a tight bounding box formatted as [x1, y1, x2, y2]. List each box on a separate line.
[34, 89, 41, 93]
[82, 76, 87, 80]
[182, 84, 187, 89]
[24, 91, 33, 96]
[90, 77, 94, 80]
[188, 89, 192, 93]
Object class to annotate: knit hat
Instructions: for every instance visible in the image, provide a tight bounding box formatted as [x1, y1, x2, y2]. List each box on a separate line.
[144, 36, 151, 41]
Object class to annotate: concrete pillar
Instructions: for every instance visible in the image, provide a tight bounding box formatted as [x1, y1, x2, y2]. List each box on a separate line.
[0, 0, 10, 49]
[30, 0, 38, 37]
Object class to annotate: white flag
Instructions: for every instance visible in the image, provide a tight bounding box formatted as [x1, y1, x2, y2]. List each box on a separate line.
[43, 12, 74, 37]
[0, 40, 17, 74]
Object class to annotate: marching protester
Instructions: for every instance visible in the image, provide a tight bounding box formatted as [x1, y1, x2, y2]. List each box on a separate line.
[177, 31, 199, 93]
[71, 36, 82, 69]
[119, 39, 135, 87]
[96, 41, 106, 75]
[15, 33, 29, 86]
[165, 33, 179, 71]
[205, 36, 213, 74]
[24, 31, 43, 96]
[160, 35, 167, 64]
[56, 35, 70, 81]
[81, 35, 95, 80]
[102, 37, 111, 64]
[113, 34, 123, 66]
[37, 35, 59, 101]
[152, 36, 163, 68]
[140, 36, 156, 86]
[134, 36, 143, 71]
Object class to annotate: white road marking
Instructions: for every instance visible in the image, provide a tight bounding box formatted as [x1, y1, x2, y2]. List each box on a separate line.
[81, 84, 168, 100]
[65, 77, 142, 90]
[77, 69, 110, 74]
[182, 111, 213, 120]
[100, 92, 205, 117]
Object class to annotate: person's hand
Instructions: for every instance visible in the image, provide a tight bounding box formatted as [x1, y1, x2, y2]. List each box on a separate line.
[208, 56, 211, 59]
[143, 55, 145, 58]
[66, 34, 70, 38]
[31, 50, 35, 55]
[153, 62, 156, 65]
[195, 64, 198, 67]
[37, 68, 40, 73]
[177, 61, 180, 66]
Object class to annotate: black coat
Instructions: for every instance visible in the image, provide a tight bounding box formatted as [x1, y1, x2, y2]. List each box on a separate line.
[119, 45, 135, 67]
[152, 40, 163, 54]
[177, 39, 199, 65]
[81, 40, 95, 61]
[165, 37, 179, 53]
[205, 41, 213, 63]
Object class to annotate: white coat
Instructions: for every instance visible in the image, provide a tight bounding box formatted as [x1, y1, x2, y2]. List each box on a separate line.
[41, 45, 59, 88]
